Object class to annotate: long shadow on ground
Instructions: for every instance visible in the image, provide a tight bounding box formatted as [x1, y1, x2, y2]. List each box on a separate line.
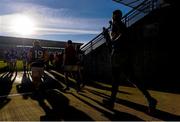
[0, 72, 17, 109]
[91, 78, 180, 94]
[86, 88, 180, 121]
[35, 89, 94, 121]
[70, 92, 143, 121]
[16, 72, 64, 98]
[16, 71, 93, 121]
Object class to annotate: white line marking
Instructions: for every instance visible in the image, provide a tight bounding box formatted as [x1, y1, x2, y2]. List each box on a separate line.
[0, 92, 32, 98]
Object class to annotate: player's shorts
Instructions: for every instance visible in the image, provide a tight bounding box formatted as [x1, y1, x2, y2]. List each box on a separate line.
[64, 65, 79, 72]
[31, 67, 44, 77]
[22, 59, 28, 65]
[10, 59, 17, 63]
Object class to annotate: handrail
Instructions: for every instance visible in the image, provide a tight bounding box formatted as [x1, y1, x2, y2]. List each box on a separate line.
[122, 0, 159, 25]
[113, 0, 145, 12]
[81, 31, 104, 50]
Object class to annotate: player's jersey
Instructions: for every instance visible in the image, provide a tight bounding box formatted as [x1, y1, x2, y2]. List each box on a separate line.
[22, 49, 28, 61]
[30, 46, 46, 67]
[64, 45, 77, 65]
[4, 50, 10, 61]
[9, 49, 17, 62]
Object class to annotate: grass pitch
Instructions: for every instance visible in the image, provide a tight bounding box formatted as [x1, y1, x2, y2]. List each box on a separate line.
[0, 60, 23, 71]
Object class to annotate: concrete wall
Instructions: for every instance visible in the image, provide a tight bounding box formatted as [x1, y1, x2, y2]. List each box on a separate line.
[83, 43, 112, 82]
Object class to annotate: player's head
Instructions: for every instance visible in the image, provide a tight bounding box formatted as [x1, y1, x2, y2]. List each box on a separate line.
[33, 40, 40, 47]
[113, 9, 122, 20]
[67, 40, 72, 45]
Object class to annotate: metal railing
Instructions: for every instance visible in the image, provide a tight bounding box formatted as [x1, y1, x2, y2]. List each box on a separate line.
[122, 0, 160, 26]
[81, 0, 160, 55]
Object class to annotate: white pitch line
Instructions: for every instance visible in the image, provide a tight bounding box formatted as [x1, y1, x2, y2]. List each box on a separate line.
[0, 88, 61, 98]
[0, 92, 32, 98]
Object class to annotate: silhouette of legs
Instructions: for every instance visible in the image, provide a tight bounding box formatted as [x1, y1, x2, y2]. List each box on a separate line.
[63, 65, 83, 92]
[63, 72, 70, 91]
[31, 67, 44, 91]
[103, 67, 123, 108]
[130, 77, 157, 113]
[103, 66, 157, 113]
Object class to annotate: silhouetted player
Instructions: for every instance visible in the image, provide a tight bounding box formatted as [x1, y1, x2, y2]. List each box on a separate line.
[9, 48, 17, 72]
[28, 40, 49, 91]
[63, 40, 82, 92]
[22, 48, 29, 74]
[103, 9, 157, 113]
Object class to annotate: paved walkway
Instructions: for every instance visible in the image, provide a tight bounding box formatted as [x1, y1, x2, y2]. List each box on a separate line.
[0, 71, 179, 121]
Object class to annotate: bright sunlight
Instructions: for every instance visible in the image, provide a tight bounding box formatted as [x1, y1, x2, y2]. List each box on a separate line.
[10, 15, 36, 35]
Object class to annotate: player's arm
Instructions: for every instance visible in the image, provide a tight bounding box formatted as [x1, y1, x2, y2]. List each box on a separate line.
[111, 22, 122, 41]
[44, 50, 49, 62]
[63, 49, 66, 66]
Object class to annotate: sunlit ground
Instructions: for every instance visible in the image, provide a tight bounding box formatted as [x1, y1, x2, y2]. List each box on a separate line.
[0, 69, 180, 121]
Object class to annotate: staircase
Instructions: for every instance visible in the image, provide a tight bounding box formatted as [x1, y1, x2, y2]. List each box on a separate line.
[81, 0, 160, 55]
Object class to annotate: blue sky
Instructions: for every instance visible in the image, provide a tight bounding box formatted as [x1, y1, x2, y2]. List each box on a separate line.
[0, 0, 131, 44]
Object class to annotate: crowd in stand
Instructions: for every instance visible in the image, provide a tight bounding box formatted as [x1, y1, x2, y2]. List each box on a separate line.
[3, 47, 19, 72]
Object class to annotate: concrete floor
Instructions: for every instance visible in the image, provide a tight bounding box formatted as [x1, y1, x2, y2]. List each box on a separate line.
[0, 70, 179, 121]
